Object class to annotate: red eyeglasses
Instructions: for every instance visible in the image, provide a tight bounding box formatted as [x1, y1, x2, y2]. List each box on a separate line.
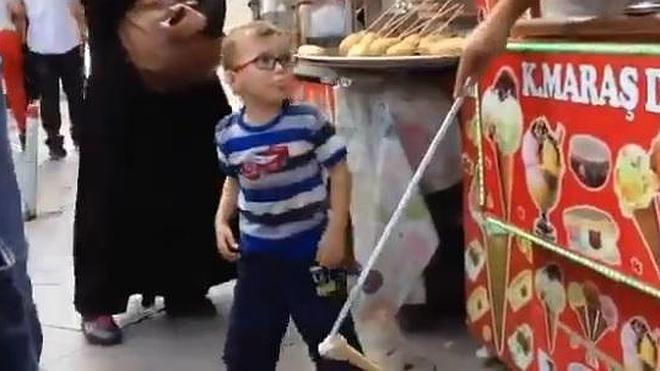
[232, 53, 297, 72]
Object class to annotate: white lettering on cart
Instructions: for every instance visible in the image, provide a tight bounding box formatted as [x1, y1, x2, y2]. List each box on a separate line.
[521, 62, 642, 118]
[645, 68, 660, 113]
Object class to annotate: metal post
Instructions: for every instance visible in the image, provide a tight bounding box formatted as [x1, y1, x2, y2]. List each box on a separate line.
[22, 103, 38, 221]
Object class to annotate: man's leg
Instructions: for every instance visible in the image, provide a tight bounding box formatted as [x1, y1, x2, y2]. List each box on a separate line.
[0, 80, 42, 369]
[223, 255, 289, 371]
[286, 262, 362, 371]
[31, 52, 65, 159]
[59, 46, 84, 146]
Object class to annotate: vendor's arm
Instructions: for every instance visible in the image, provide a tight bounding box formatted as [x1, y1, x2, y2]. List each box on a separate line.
[216, 177, 240, 262]
[8, 0, 26, 41]
[454, 0, 534, 95]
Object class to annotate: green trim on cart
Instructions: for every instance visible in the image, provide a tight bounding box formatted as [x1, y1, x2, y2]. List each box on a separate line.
[475, 86, 486, 208]
[484, 216, 660, 301]
[507, 41, 660, 55]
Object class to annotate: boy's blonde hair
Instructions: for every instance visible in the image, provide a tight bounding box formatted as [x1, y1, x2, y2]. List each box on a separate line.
[221, 21, 289, 71]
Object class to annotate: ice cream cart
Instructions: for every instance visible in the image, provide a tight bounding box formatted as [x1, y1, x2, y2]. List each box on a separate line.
[462, 6, 660, 370]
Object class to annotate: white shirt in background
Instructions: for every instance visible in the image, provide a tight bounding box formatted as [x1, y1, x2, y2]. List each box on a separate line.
[0, 0, 16, 31]
[24, 0, 80, 55]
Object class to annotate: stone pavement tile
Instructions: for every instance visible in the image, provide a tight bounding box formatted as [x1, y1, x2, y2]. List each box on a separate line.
[40, 326, 87, 369]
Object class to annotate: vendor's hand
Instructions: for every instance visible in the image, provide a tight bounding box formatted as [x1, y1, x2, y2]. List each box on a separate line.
[161, 3, 207, 40]
[454, 19, 510, 97]
[316, 224, 346, 269]
[216, 221, 239, 262]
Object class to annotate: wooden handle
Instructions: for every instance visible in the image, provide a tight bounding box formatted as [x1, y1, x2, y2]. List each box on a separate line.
[319, 335, 382, 371]
[338, 342, 382, 371]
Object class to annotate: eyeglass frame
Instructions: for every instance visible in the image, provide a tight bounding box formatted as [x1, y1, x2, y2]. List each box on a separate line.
[231, 53, 297, 72]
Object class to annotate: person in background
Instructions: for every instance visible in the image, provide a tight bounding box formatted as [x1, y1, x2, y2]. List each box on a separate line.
[216, 21, 361, 370]
[0, 0, 28, 147]
[74, 0, 235, 346]
[0, 61, 43, 371]
[454, 0, 533, 95]
[22, 0, 85, 159]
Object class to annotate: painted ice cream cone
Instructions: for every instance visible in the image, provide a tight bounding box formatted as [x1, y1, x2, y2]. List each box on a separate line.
[568, 282, 590, 339]
[498, 153, 514, 219]
[535, 265, 566, 353]
[481, 67, 524, 354]
[614, 144, 660, 271]
[543, 305, 560, 352]
[486, 233, 510, 352]
[633, 199, 660, 268]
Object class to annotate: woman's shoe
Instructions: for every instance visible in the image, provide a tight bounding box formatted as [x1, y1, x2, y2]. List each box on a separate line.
[82, 315, 123, 346]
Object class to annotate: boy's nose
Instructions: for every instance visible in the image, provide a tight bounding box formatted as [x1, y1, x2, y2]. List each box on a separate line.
[274, 62, 286, 72]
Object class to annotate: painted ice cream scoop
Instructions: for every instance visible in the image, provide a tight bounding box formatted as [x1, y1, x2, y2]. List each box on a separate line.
[482, 69, 524, 156]
[614, 143, 660, 269]
[614, 144, 659, 215]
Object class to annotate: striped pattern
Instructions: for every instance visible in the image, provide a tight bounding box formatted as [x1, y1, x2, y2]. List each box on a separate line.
[216, 103, 347, 258]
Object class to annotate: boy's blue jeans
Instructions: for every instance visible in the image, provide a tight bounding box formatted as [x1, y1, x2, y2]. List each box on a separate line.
[223, 253, 362, 371]
[0, 63, 43, 371]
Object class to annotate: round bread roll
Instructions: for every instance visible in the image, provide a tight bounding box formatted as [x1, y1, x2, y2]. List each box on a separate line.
[365, 37, 400, 56]
[347, 32, 377, 57]
[385, 40, 417, 56]
[339, 31, 366, 56]
[297, 44, 328, 56]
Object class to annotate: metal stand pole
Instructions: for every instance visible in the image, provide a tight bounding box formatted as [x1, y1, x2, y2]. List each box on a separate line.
[22, 103, 39, 221]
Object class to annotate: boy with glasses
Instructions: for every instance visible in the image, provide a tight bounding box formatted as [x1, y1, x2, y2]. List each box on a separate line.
[215, 21, 362, 370]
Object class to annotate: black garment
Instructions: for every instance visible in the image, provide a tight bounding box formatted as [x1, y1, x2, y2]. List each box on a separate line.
[30, 46, 85, 144]
[74, 0, 235, 316]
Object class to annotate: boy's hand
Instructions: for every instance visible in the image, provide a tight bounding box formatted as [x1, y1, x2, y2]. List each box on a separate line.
[216, 221, 239, 262]
[317, 224, 346, 269]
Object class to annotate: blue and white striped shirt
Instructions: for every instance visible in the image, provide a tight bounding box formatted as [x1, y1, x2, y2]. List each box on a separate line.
[215, 102, 347, 259]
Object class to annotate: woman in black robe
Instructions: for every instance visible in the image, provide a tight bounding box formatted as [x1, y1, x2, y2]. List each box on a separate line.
[74, 0, 235, 345]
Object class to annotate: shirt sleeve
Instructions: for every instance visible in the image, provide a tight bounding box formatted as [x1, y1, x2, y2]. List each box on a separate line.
[311, 118, 347, 169]
[215, 120, 239, 178]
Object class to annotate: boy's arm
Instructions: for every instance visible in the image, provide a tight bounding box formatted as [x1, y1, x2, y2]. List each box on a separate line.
[218, 176, 239, 223]
[317, 161, 352, 269]
[8, 1, 26, 42]
[454, 0, 534, 95]
[216, 177, 240, 261]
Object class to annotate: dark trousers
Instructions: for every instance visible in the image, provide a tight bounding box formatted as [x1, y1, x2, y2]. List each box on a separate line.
[224, 253, 362, 371]
[30, 46, 84, 145]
